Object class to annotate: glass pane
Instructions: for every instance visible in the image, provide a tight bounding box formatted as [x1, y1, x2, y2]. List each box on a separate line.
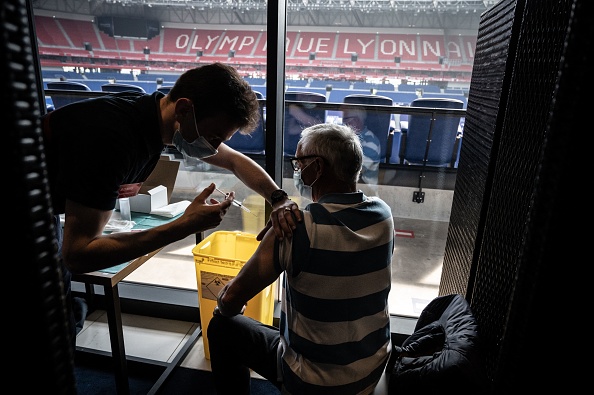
[284, 2, 479, 318]
[34, 2, 269, 296]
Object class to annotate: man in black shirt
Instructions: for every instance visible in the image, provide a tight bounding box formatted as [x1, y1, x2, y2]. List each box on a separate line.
[42, 63, 301, 348]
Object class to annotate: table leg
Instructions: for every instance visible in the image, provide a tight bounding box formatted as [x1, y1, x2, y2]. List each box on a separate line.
[84, 283, 96, 311]
[103, 283, 130, 395]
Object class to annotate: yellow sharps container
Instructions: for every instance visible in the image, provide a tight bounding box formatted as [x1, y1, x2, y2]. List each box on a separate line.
[192, 231, 275, 359]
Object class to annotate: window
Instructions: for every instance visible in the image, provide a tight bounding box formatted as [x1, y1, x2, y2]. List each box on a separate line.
[34, 1, 479, 319]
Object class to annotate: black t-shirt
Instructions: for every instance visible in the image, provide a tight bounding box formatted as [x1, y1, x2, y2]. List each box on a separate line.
[42, 91, 165, 214]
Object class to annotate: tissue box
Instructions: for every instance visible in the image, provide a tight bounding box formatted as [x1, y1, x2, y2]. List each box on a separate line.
[126, 156, 180, 213]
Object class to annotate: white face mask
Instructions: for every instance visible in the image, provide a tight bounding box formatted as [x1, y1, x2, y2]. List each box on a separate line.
[173, 130, 217, 159]
[172, 106, 218, 159]
[293, 161, 318, 201]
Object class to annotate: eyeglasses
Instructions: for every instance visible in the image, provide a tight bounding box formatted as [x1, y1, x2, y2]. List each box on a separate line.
[289, 155, 320, 171]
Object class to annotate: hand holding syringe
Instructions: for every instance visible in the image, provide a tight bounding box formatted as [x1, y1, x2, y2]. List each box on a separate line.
[215, 187, 257, 216]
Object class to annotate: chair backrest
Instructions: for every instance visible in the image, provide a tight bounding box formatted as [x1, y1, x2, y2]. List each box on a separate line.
[403, 97, 464, 167]
[157, 86, 173, 94]
[46, 81, 91, 91]
[225, 91, 265, 154]
[101, 83, 146, 93]
[284, 91, 326, 156]
[46, 81, 92, 109]
[343, 94, 393, 162]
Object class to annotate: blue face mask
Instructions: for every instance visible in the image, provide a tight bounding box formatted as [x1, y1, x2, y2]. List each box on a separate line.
[293, 161, 318, 201]
[172, 107, 218, 159]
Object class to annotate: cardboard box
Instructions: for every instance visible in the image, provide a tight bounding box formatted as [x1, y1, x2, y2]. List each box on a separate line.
[129, 185, 168, 213]
[126, 156, 180, 213]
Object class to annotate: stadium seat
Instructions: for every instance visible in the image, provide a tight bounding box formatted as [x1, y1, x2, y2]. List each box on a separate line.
[101, 83, 146, 93]
[45, 97, 54, 112]
[46, 81, 92, 109]
[157, 86, 173, 94]
[284, 91, 326, 156]
[343, 94, 393, 163]
[401, 98, 464, 167]
[225, 91, 266, 154]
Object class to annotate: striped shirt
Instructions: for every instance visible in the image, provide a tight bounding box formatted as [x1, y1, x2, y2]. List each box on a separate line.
[277, 192, 394, 394]
[359, 127, 381, 185]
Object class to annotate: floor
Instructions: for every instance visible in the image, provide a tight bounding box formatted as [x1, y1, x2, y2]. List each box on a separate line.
[77, 309, 206, 370]
[76, 309, 264, 379]
[75, 213, 448, 381]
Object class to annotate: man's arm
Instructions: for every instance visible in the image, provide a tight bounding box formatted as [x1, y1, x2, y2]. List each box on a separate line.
[215, 228, 280, 317]
[288, 104, 320, 126]
[203, 143, 302, 240]
[61, 183, 232, 273]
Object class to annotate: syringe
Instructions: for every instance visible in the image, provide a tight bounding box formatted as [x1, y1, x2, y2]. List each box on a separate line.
[215, 187, 257, 216]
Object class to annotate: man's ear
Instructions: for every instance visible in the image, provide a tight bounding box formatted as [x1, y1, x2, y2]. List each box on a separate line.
[174, 98, 193, 118]
[315, 157, 324, 174]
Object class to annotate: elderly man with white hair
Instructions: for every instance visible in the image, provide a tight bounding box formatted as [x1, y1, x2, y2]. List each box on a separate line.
[342, 107, 382, 187]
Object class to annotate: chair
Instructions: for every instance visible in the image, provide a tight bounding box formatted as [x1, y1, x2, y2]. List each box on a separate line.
[284, 91, 326, 156]
[225, 91, 266, 154]
[46, 81, 92, 109]
[101, 83, 146, 93]
[401, 97, 464, 167]
[157, 86, 173, 94]
[343, 94, 393, 163]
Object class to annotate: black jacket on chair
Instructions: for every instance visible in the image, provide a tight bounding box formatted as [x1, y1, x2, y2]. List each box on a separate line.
[387, 294, 487, 394]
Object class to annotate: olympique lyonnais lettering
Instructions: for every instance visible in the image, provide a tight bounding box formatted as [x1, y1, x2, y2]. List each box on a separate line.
[173, 31, 475, 60]
[34, 15, 476, 67]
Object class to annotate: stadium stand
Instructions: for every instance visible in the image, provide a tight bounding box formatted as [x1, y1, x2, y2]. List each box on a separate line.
[245, 77, 266, 85]
[285, 79, 308, 88]
[105, 72, 135, 81]
[323, 80, 351, 89]
[398, 84, 441, 93]
[36, 15, 471, 164]
[35, 15, 71, 47]
[35, 16, 475, 88]
[58, 18, 102, 52]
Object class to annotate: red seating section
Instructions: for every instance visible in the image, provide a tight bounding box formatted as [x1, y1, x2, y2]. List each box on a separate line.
[35, 15, 71, 47]
[35, 15, 476, 80]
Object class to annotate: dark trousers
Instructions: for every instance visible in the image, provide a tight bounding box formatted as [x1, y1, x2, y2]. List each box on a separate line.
[54, 215, 87, 352]
[207, 314, 282, 394]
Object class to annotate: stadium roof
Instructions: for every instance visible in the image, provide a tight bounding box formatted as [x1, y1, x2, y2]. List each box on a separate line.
[32, 0, 500, 30]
